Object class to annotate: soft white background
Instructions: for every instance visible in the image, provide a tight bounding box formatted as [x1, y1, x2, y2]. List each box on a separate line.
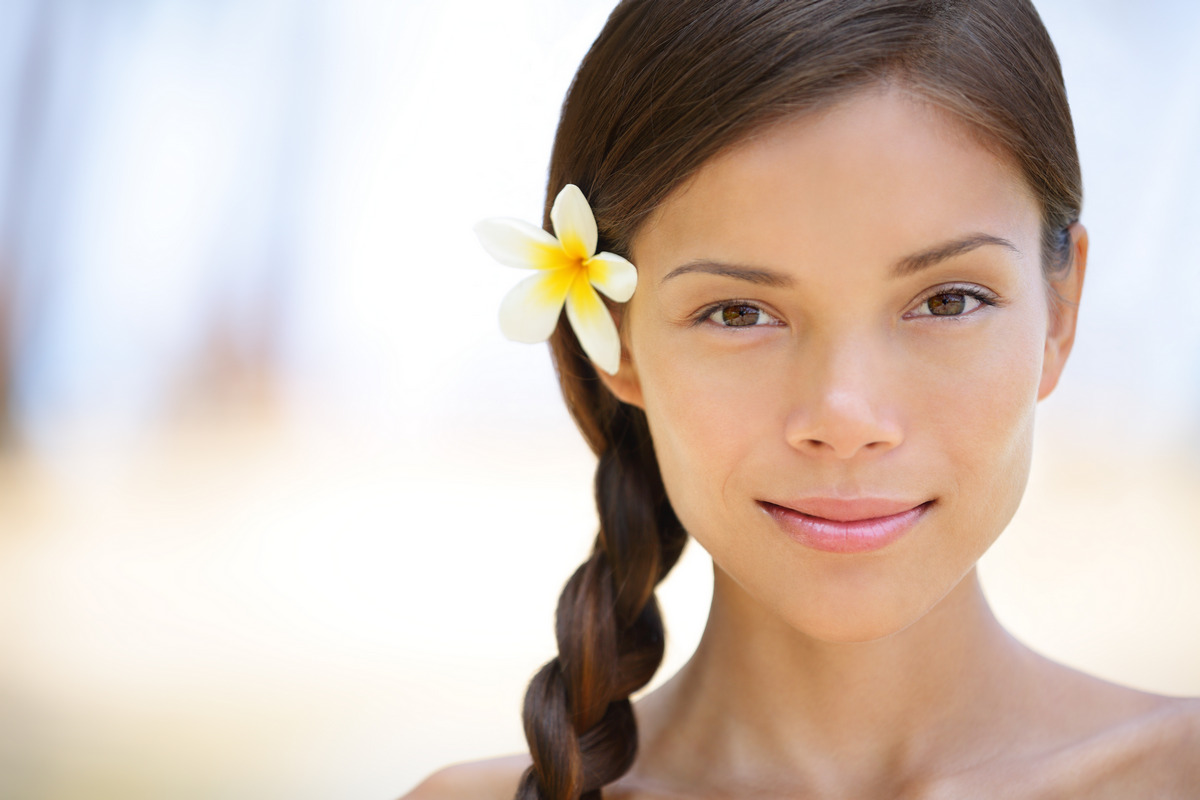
[0, 2, 1197, 799]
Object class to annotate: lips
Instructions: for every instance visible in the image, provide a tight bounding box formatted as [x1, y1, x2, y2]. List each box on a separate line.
[759, 497, 933, 554]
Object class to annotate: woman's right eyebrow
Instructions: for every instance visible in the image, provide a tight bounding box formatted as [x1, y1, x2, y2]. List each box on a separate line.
[660, 260, 794, 287]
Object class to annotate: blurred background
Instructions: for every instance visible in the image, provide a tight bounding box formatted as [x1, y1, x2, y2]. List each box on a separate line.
[0, 0, 1197, 798]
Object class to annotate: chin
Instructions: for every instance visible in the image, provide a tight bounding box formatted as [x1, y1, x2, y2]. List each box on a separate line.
[716, 555, 969, 646]
[782, 608, 932, 645]
[773, 593, 939, 644]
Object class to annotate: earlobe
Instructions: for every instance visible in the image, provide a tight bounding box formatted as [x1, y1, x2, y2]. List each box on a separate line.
[596, 309, 645, 407]
[1037, 222, 1088, 401]
[598, 349, 645, 408]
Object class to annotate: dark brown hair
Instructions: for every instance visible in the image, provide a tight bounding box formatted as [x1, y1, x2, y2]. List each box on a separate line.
[517, 2, 1081, 798]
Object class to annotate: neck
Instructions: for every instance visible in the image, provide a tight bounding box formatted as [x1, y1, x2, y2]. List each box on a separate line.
[636, 566, 1036, 796]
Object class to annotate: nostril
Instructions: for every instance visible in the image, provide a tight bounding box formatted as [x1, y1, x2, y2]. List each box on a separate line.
[787, 427, 902, 460]
[783, 383, 903, 458]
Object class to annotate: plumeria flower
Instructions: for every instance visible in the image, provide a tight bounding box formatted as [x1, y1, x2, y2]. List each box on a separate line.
[474, 184, 637, 375]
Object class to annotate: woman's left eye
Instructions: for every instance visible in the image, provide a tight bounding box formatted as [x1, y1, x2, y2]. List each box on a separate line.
[908, 286, 997, 318]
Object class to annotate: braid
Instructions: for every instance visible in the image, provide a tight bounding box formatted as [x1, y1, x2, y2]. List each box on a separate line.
[516, 396, 687, 800]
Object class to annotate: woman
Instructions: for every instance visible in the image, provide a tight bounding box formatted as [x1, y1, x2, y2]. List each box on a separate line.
[410, 0, 1200, 797]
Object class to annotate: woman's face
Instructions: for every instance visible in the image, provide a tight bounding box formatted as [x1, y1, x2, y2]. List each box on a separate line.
[608, 84, 1084, 643]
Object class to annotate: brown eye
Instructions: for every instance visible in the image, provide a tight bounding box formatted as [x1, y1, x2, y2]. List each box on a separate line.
[721, 304, 762, 326]
[927, 292, 967, 316]
[702, 302, 782, 329]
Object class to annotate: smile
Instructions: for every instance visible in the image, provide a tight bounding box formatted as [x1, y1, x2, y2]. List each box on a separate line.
[759, 498, 934, 554]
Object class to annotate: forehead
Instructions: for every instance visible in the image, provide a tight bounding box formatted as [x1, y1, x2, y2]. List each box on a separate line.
[631, 84, 1039, 276]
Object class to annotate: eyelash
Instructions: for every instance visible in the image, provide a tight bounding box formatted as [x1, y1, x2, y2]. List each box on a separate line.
[691, 299, 783, 328]
[691, 284, 1001, 328]
[907, 283, 1001, 319]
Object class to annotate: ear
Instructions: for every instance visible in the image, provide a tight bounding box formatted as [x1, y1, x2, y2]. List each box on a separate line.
[597, 310, 645, 408]
[1037, 222, 1088, 401]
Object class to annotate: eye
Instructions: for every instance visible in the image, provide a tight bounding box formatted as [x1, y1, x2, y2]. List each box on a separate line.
[908, 285, 998, 319]
[702, 302, 782, 328]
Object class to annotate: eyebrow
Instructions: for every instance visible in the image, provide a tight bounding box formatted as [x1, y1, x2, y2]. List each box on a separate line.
[660, 233, 1020, 286]
[891, 233, 1020, 277]
[660, 261, 795, 287]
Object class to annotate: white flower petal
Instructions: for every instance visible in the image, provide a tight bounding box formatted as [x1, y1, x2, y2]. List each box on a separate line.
[475, 217, 571, 270]
[565, 272, 622, 375]
[585, 251, 637, 303]
[498, 267, 576, 343]
[550, 184, 598, 262]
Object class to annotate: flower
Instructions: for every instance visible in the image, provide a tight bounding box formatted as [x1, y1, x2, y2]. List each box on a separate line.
[474, 184, 637, 375]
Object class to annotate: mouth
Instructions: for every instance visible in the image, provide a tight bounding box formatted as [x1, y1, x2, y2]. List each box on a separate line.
[758, 498, 934, 554]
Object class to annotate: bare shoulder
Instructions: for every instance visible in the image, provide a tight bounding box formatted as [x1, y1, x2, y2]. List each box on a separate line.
[930, 688, 1200, 799]
[1081, 695, 1200, 795]
[400, 753, 532, 800]
[1137, 696, 1200, 764]
[1116, 695, 1200, 760]
[1022, 695, 1200, 798]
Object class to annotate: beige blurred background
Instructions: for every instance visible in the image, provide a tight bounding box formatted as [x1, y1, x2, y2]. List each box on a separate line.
[0, 1, 1197, 799]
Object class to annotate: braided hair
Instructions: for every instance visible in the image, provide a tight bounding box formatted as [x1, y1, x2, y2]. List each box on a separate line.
[515, 390, 686, 800]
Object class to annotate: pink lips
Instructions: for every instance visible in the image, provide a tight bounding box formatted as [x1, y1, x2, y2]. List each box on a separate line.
[760, 497, 932, 554]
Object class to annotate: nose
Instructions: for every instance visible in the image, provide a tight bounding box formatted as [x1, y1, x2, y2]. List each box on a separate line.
[783, 338, 904, 460]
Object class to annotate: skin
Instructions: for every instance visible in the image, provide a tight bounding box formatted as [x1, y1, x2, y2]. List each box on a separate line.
[407, 84, 1200, 799]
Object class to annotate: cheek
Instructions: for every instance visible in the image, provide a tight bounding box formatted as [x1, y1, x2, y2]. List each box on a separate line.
[919, 309, 1044, 469]
[911, 306, 1046, 565]
[629, 323, 793, 543]
[638, 354, 777, 530]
